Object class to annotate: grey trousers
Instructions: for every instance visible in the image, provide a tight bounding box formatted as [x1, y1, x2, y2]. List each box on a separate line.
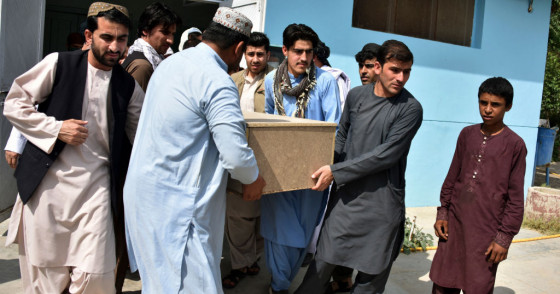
[295, 257, 394, 294]
[225, 192, 263, 269]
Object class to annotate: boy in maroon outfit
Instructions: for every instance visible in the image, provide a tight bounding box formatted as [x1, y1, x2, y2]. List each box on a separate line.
[430, 77, 527, 293]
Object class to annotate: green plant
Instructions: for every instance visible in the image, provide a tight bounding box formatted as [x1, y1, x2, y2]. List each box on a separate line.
[522, 215, 560, 235]
[401, 216, 434, 254]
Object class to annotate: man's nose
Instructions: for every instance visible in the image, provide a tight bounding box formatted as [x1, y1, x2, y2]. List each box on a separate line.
[109, 40, 118, 52]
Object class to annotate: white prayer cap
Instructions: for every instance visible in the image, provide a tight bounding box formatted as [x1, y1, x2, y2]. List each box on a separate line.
[212, 7, 252, 37]
[179, 27, 202, 51]
[186, 27, 202, 36]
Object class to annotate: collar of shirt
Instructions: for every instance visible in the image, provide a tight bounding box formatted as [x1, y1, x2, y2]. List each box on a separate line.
[244, 70, 265, 85]
[287, 71, 304, 86]
[197, 42, 228, 73]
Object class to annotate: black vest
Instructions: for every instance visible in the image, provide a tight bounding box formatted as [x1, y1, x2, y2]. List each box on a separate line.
[14, 50, 136, 218]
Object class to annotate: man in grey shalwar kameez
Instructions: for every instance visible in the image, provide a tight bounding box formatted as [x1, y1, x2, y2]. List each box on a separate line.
[296, 40, 423, 294]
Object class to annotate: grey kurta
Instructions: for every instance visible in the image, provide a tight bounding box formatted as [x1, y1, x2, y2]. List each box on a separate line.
[316, 83, 423, 275]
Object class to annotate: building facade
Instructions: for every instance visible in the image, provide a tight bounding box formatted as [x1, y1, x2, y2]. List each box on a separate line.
[0, 0, 552, 218]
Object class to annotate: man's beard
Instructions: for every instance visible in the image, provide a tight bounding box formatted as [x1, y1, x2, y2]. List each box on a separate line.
[91, 38, 122, 68]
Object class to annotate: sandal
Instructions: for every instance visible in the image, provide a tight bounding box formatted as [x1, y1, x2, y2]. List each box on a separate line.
[246, 262, 260, 276]
[222, 269, 246, 289]
[326, 280, 352, 293]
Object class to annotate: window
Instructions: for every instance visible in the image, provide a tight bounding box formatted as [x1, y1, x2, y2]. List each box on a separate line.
[352, 0, 476, 47]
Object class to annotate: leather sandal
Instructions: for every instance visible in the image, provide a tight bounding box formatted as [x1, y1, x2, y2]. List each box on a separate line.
[326, 280, 352, 293]
[246, 261, 260, 276]
[222, 269, 247, 289]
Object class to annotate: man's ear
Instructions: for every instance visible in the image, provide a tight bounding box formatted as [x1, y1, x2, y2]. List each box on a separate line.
[266, 51, 271, 61]
[374, 60, 382, 75]
[85, 29, 93, 43]
[234, 41, 245, 57]
[506, 104, 513, 112]
[282, 45, 288, 57]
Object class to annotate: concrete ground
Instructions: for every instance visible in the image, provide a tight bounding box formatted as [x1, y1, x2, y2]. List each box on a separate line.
[1, 207, 559, 293]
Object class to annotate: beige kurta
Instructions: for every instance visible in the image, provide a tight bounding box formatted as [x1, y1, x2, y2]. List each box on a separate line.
[3, 52, 144, 274]
[239, 71, 264, 113]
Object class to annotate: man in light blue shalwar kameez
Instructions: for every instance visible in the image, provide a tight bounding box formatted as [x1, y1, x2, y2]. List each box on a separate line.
[123, 8, 265, 294]
[262, 24, 341, 294]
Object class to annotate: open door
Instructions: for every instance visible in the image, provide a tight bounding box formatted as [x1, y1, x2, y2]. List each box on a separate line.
[0, 0, 45, 221]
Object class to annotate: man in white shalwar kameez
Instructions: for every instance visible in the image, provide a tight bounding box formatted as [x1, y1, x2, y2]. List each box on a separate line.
[3, 3, 144, 293]
[123, 8, 266, 294]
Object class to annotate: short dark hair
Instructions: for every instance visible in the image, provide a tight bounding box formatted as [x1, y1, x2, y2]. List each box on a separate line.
[355, 43, 380, 63]
[377, 40, 413, 67]
[246, 32, 270, 52]
[282, 24, 319, 49]
[87, 8, 131, 33]
[202, 21, 249, 50]
[183, 38, 201, 50]
[478, 77, 514, 106]
[188, 32, 202, 40]
[355, 51, 376, 63]
[315, 40, 330, 67]
[137, 2, 181, 38]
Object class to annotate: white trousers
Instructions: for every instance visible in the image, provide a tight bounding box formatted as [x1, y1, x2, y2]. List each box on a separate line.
[17, 217, 115, 294]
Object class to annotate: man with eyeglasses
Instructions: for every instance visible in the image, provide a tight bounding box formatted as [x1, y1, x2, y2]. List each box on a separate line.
[261, 23, 341, 294]
[356, 43, 381, 85]
[222, 32, 274, 289]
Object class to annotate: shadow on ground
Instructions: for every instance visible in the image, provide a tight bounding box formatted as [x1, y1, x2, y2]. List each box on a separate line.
[387, 250, 433, 293]
[495, 286, 515, 293]
[0, 259, 20, 284]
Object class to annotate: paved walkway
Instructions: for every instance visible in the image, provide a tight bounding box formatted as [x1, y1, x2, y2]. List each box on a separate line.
[1, 207, 559, 293]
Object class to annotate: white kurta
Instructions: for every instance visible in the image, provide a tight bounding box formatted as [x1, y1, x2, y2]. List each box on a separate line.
[321, 65, 350, 109]
[4, 127, 26, 153]
[239, 71, 264, 112]
[3, 52, 144, 274]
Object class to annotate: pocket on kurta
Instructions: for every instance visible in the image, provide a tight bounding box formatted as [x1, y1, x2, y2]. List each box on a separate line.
[382, 183, 406, 227]
[387, 181, 405, 207]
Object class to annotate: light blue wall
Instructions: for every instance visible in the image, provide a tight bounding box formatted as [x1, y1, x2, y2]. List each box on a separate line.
[264, 0, 551, 207]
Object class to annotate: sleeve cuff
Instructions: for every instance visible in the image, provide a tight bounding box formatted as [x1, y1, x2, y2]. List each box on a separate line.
[436, 207, 448, 221]
[5, 128, 27, 153]
[44, 120, 64, 154]
[495, 231, 513, 249]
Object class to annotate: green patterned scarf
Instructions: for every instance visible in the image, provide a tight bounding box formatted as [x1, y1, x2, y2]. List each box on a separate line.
[273, 59, 317, 118]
